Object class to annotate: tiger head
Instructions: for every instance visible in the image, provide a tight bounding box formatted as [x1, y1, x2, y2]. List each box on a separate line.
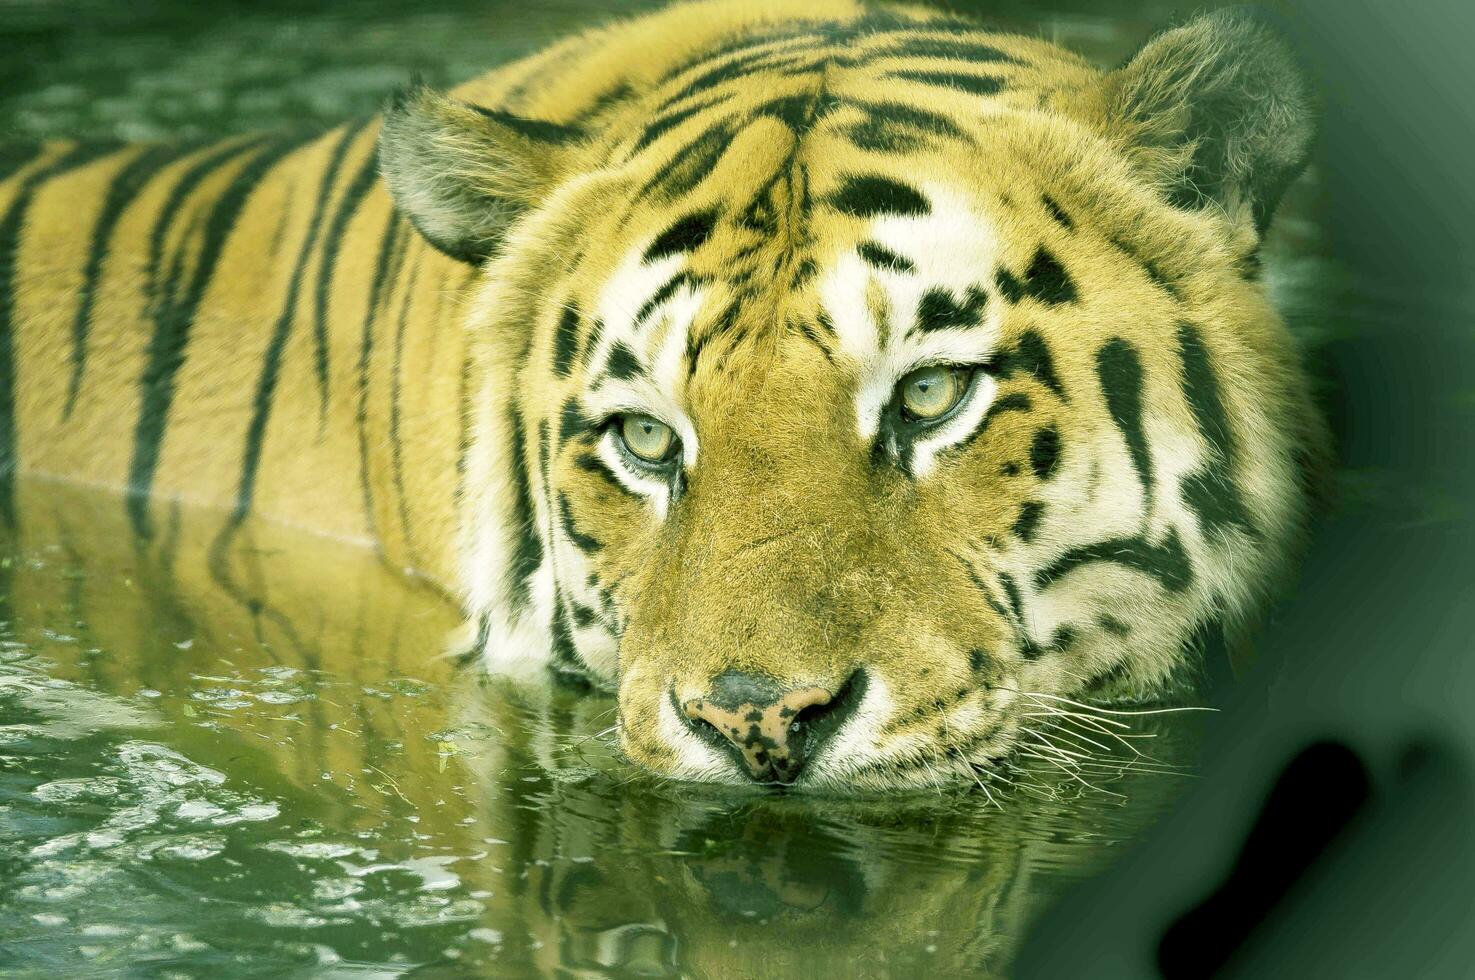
[378, 5, 1327, 790]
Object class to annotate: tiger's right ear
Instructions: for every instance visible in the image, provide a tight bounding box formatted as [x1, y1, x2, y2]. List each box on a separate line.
[378, 83, 582, 264]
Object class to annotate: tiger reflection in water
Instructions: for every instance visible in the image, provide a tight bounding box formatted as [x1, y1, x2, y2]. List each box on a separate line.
[4, 482, 1193, 977]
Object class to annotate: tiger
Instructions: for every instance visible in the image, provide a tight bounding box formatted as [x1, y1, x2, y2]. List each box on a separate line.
[0, 0, 1328, 792]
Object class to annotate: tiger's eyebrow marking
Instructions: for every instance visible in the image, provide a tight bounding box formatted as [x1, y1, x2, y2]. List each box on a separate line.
[825, 174, 930, 218]
[633, 271, 696, 327]
[913, 285, 987, 334]
[604, 342, 644, 381]
[857, 240, 915, 273]
[995, 247, 1076, 306]
[643, 209, 719, 263]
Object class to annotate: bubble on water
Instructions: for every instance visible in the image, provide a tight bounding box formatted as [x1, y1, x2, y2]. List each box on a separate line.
[175, 801, 225, 821]
[254, 689, 312, 705]
[249, 902, 351, 929]
[169, 933, 211, 953]
[189, 688, 253, 710]
[263, 840, 365, 861]
[311, 877, 365, 902]
[0, 669, 156, 739]
[32, 776, 129, 803]
[116, 743, 227, 787]
[30, 912, 68, 927]
[257, 666, 301, 680]
[80, 923, 130, 938]
[150, 835, 227, 862]
[177, 800, 279, 826]
[468, 928, 502, 945]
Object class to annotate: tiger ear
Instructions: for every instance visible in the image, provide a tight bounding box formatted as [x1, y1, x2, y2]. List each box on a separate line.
[378, 83, 582, 264]
[1106, 8, 1315, 237]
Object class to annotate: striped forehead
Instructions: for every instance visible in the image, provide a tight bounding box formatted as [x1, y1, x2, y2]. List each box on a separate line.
[818, 178, 1003, 364]
[586, 233, 710, 402]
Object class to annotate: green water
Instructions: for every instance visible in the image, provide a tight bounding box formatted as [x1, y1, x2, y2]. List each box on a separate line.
[0, 1, 1347, 976]
[0, 482, 1203, 977]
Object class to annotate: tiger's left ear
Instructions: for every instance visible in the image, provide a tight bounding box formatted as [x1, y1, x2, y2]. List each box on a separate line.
[378, 83, 582, 264]
[1106, 8, 1315, 237]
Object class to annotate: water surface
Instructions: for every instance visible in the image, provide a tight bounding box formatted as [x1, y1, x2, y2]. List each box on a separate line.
[0, 482, 1204, 976]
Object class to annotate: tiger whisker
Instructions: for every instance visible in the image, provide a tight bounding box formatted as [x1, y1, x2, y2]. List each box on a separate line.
[1018, 690, 1217, 718]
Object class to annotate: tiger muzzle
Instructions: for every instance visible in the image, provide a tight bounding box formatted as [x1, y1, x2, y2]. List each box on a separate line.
[680, 670, 864, 784]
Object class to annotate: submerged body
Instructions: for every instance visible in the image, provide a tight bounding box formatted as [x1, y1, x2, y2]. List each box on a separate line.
[0, 0, 1327, 790]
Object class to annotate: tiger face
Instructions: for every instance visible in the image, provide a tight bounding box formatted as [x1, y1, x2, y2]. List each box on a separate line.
[379, 5, 1326, 789]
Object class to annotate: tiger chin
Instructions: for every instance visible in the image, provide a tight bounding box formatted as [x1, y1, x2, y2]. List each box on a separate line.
[3, 1, 1328, 792]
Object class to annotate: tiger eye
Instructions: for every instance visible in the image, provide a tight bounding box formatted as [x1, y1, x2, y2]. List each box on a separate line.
[899, 366, 967, 421]
[620, 415, 675, 462]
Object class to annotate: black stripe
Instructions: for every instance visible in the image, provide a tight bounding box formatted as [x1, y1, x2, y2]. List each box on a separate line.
[656, 47, 809, 116]
[1034, 527, 1193, 595]
[857, 240, 915, 273]
[387, 255, 423, 560]
[634, 120, 733, 203]
[144, 136, 270, 302]
[0, 141, 124, 527]
[1013, 500, 1044, 542]
[995, 247, 1076, 306]
[507, 407, 545, 610]
[997, 571, 1042, 659]
[883, 37, 1018, 64]
[966, 391, 1030, 451]
[890, 70, 1004, 96]
[955, 552, 1011, 622]
[552, 303, 581, 377]
[605, 342, 642, 381]
[1042, 195, 1073, 230]
[558, 398, 590, 446]
[0, 143, 44, 185]
[127, 131, 316, 538]
[558, 493, 603, 553]
[1096, 338, 1152, 508]
[1030, 425, 1061, 480]
[453, 611, 493, 667]
[310, 120, 377, 425]
[644, 209, 718, 263]
[633, 272, 691, 326]
[575, 451, 637, 499]
[796, 316, 834, 362]
[550, 595, 585, 679]
[467, 104, 583, 144]
[227, 124, 363, 527]
[1177, 322, 1255, 538]
[64, 140, 209, 419]
[634, 95, 726, 154]
[455, 345, 472, 493]
[999, 330, 1066, 402]
[358, 213, 405, 544]
[826, 174, 929, 218]
[845, 97, 966, 144]
[915, 285, 987, 333]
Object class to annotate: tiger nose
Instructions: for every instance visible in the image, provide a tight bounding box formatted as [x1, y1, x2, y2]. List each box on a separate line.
[679, 670, 864, 784]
